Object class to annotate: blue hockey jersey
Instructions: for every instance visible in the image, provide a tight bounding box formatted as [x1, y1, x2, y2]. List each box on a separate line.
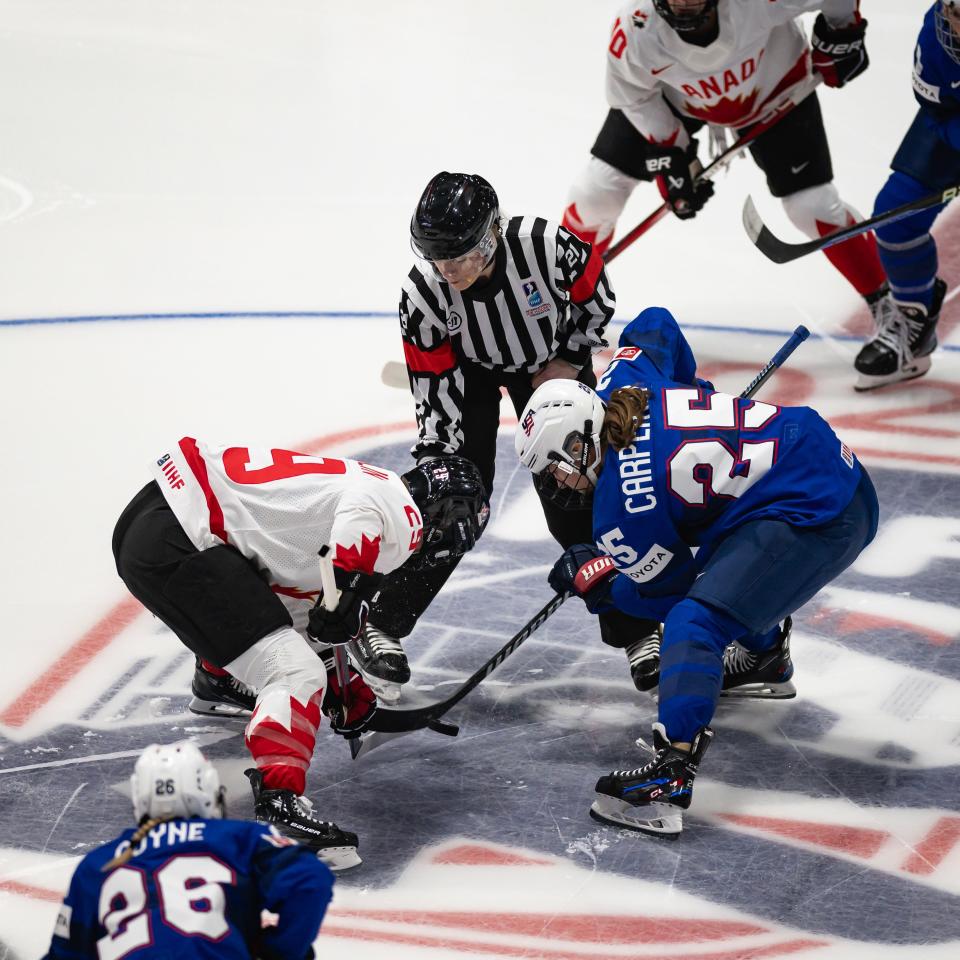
[592, 308, 867, 621]
[913, 3, 960, 152]
[43, 817, 334, 960]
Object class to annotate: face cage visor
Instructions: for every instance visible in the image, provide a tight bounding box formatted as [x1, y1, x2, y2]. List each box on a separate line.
[936, 2, 960, 66]
[654, 0, 717, 33]
[411, 218, 498, 284]
[532, 428, 599, 512]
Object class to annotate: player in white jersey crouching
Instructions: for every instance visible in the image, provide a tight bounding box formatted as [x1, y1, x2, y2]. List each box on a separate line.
[112, 441, 485, 869]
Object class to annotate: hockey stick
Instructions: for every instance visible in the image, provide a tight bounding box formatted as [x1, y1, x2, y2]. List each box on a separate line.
[349, 591, 569, 759]
[742, 183, 960, 264]
[739, 325, 809, 399]
[603, 73, 822, 264]
[317, 545, 353, 714]
[381, 360, 407, 390]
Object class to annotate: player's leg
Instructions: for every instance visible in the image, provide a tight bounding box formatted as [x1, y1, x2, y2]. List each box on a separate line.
[854, 111, 959, 389]
[360, 363, 501, 694]
[564, 110, 663, 256]
[112, 482, 359, 867]
[749, 93, 887, 301]
[507, 367, 663, 691]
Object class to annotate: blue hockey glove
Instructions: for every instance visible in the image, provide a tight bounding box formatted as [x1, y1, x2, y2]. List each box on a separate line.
[549, 544, 618, 611]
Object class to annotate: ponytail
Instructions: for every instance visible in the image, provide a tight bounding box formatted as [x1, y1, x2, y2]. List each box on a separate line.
[601, 387, 650, 451]
[102, 817, 171, 872]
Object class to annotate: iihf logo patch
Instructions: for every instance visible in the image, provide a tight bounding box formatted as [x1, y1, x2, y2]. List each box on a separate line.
[522, 280, 543, 308]
[446, 311, 463, 332]
[521, 410, 536, 436]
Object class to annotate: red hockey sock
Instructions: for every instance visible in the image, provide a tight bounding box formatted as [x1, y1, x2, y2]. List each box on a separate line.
[816, 218, 886, 296]
[246, 692, 323, 796]
[562, 203, 612, 258]
[200, 658, 228, 677]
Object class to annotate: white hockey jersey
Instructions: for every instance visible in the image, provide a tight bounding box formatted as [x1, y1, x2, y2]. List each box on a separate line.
[151, 439, 423, 632]
[605, 0, 859, 144]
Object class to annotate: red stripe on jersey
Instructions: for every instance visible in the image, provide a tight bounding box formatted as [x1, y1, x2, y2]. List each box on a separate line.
[569, 245, 605, 304]
[335, 534, 381, 575]
[403, 338, 457, 376]
[756, 52, 810, 117]
[179, 436, 229, 544]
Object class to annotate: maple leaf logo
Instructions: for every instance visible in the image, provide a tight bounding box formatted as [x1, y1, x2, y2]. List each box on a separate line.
[335, 534, 382, 574]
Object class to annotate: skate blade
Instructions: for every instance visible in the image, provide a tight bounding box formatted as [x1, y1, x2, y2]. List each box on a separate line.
[361, 674, 403, 705]
[854, 355, 931, 392]
[188, 696, 252, 719]
[317, 845, 362, 871]
[720, 678, 796, 699]
[589, 795, 682, 838]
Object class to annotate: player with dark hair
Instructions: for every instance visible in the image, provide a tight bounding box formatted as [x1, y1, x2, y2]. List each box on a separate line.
[516, 307, 879, 836]
[42, 742, 334, 960]
[112, 440, 485, 866]
[853, 1, 958, 389]
[563, 1, 894, 337]
[354, 170, 663, 702]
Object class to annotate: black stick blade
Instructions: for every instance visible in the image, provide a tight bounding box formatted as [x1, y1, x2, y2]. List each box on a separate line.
[741, 196, 827, 264]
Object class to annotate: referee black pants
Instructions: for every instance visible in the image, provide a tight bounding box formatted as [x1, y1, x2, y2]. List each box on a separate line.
[370, 362, 657, 649]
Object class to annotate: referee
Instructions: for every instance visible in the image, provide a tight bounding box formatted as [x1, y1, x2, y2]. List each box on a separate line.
[348, 171, 661, 696]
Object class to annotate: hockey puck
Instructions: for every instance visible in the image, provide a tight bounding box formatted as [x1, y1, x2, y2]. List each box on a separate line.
[426, 718, 460, 737]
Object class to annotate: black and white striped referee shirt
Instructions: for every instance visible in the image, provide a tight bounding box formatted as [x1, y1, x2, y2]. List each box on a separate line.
[399, 215, 615, 458]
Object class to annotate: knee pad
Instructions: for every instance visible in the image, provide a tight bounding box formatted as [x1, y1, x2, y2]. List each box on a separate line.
[563, 157, 639, 247]
[780, 182, 857, 238]
[227, 626, 327, 719]
[164, 545, 291, 661]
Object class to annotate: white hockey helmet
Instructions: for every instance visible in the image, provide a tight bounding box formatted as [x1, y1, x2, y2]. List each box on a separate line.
[515, 379, 606, 509]
[130, 741, 225, 823]
[936, 1, 960, 66]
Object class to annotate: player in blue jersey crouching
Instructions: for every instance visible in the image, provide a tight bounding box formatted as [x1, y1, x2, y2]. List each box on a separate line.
[43, 742, 334, 960]
[516, 307, 879, 836]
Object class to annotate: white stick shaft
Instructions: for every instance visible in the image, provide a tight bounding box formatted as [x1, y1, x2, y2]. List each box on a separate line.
[318, 545, 352, 705]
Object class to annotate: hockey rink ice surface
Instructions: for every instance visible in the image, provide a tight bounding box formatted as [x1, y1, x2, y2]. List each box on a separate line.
[2, 2, 960, 957]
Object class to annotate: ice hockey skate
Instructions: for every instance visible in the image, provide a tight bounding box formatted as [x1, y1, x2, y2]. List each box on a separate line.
[346, 622, 409, 704]
[623, 626, 661, 692]
[854, 278, 946, 391]
[590, 724, 712, 838]
[720, 617, 796, 699]
[188, 659, 256, 718]
[245, 769, 361, 870]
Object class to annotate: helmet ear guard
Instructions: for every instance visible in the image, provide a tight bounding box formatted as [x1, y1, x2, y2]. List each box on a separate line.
[130, 741, 225, 823]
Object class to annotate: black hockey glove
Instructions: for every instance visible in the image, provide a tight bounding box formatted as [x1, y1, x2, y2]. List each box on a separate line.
[647, 142, 714, 220]
[307, 566, 383, 647]
[321, 654, 378, 737]
[811, 13, 869, 88]
[548, 544, 618, 612]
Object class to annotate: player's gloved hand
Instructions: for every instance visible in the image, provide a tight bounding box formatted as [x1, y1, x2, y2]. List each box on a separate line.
[548, 544, 618, 611]
[307, 566, 382, 646]
[811, 13, 869, 88]
[648, 142, 714, 220]
[321, 657, 378, 738]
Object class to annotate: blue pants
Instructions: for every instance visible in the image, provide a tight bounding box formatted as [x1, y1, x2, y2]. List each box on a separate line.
[658, 470, 879, 742]
[873, 110, 960, 309]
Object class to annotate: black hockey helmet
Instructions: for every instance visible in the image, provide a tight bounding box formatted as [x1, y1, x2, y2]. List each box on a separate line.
[410, 172, 499, 262]
[652, 0, 718, 34]
[402, 456, 489, 568]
